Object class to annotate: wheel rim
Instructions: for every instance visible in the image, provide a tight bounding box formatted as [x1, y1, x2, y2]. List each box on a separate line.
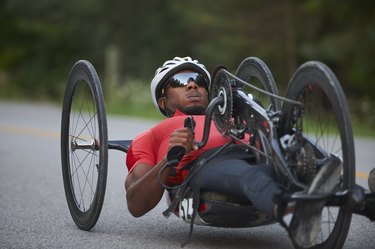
[291, 83, 353, 247]
[61, 60, 107, 230]
[235, 57, 281, 112]
[68, 79, 101, 213]
[281, 61, 355, 249]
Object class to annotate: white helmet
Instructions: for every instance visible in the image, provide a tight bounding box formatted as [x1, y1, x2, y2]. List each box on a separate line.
[150, 56, 211, 116]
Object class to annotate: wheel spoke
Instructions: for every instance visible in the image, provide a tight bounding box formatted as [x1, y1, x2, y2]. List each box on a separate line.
[282, 62, 354, 248]
[61, 60, 109, 230]
[68, 84, 100, 212]
[70, 133, 99, 211]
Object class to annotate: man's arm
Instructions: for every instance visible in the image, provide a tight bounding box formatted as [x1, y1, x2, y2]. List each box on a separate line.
[125, 127, 196, 217]
[125, 157, 171, 217]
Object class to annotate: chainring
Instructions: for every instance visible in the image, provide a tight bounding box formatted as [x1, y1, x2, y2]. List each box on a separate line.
[209, 69, 233, 135]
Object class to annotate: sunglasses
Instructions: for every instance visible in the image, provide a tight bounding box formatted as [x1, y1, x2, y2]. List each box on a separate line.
[165, 72, 209, 89]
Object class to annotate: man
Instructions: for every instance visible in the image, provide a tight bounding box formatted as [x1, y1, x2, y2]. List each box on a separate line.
[124, 56, 340, 248]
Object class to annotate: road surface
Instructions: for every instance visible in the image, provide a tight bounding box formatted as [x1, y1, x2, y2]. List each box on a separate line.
[0, 101, 374, 248]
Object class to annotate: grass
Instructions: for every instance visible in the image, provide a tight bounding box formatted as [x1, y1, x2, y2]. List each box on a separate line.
[297, 116, 375, 139]
[103, 78, 163, 120]
[1, 79, 373, 137]
[106, 100, 162, 120]
[351, 118, 375, 138]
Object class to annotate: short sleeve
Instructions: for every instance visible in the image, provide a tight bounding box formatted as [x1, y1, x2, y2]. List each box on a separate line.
[125, 129, 157, 173]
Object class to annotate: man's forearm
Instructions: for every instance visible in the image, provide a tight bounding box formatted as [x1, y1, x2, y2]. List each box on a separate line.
[125, 157, 171, 217]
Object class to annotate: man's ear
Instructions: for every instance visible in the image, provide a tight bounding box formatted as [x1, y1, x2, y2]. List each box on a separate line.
[158, 97, 166, 111]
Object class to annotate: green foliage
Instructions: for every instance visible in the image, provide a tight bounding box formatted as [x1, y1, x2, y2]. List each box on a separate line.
[105, 78, 161, 119]
[298, 0, 375, 98]
[0, 0, 373, 131]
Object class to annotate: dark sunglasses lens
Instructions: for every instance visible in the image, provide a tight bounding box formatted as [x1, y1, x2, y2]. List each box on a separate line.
[168, 77, 185, 87]
[194, 74, 207, 88]
[167, 73, 207, 88]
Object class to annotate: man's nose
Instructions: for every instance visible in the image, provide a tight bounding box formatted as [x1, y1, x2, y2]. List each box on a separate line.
[186, 80, 198, 90]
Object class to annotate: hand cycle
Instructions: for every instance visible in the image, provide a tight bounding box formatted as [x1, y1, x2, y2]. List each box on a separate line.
[60, 57, 375, 249]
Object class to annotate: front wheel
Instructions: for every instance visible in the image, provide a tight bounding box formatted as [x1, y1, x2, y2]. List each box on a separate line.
[235, 57, 281, 112]
[235, 57, 281, 163]
[61, 60, 108, 230]
[281, 61, 355, 249]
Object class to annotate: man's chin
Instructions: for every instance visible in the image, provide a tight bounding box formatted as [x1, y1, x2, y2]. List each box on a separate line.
[179, 106, 206, 115]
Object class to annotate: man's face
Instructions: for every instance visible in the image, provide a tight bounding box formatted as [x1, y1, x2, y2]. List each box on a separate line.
[159, 70, 209, 115]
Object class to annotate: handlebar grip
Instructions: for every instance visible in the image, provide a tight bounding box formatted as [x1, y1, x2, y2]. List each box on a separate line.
[184, 116, 196, 134]
[167, 146, 185, 163]
[166, 116, 196, 167]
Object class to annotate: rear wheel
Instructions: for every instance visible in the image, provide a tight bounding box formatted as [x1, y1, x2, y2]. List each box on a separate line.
[235, 57, 281, 163]
[281, 61, 355, 249]
[61, 60, 108, 230]
[235, 57, 281, 112]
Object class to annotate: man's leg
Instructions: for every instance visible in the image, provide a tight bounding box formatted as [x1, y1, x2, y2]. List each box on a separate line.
[190, 155, 342, 248]
[190, 158, 282, 217]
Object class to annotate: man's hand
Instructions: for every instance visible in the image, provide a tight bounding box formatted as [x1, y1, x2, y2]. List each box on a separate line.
[169, 127, 198, 154]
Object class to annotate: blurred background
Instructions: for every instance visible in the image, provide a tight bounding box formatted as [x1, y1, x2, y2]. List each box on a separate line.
[0, 0, 374, 135]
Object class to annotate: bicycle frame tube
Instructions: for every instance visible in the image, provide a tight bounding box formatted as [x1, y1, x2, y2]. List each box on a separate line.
[196, 95, 224, 149]
[186, 87, 313, 191]
[232, 89, 307, 190]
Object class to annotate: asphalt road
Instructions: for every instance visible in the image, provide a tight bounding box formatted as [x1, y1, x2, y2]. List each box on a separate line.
[0, 101, 374, 249]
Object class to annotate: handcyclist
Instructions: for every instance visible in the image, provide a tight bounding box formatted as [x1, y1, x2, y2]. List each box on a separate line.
[124, 56, 341, 247]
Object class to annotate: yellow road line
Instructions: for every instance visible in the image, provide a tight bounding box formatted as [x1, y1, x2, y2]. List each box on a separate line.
[356, 171, 369, 180]
[0, 123, 371, 181]
[0, 124, 60, 139]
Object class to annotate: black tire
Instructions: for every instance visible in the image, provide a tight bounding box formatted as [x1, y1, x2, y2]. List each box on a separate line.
[369, 168, 375, 192]
[281, 61, 355, 249]
[235, 57, 281, 112]
[61, 60, 108, 230]
[235, 57, 281, 163]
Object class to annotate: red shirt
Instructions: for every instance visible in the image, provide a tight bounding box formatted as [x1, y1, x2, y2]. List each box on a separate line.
[126, 110, 232, 185]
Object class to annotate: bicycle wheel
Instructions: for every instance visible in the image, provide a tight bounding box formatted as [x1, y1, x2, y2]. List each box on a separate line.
[235, 57, 281, 112]
[281, 61, 355, 249]
[61, 60, 108, 230]
[235, 57, 281, 163]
